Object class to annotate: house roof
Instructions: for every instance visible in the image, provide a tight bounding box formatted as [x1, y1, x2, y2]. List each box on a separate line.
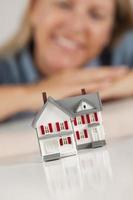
[56, 92, 102, 116]
[32, 92, 102, 128]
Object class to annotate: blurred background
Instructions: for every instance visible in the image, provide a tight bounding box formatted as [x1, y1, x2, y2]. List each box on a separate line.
[0, 0, 133, 121]
[0, 0, 133, 47]
[0, 0, 27, 47]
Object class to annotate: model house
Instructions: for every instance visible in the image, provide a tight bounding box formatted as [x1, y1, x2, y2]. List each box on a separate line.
[32, 89, 106, 162]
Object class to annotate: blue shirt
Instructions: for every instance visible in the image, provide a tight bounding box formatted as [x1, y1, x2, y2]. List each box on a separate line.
[0, 31, 133, 84]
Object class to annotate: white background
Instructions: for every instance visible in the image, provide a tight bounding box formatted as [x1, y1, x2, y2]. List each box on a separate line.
[0, 0, 28, 46]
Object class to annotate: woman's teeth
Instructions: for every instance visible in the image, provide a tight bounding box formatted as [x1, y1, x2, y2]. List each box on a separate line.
[56, 37, 80, 50]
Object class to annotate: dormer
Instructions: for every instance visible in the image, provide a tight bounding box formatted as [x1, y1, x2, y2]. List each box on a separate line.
[76, 99, 95, 112]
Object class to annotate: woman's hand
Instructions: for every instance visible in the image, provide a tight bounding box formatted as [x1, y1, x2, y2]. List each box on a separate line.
[0, 66, 129, 121]
[100, 70, 133, 101]
[28, 66, 128, 111]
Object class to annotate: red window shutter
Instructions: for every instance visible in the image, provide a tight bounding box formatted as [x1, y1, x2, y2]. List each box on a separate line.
[40, 125, 45, 135]
[74, 118, 77, 126]
[64, 121, 69, 130]
[84, 129, 88, 138]
[81, 115, 85, 124]
[59, 138, 63, 146]
[67, 137, 72, 144]
[56, 122, 60, 132]
[48, 123, 53, 133]
[86, 114, 90, 123]
[94, 112, 98, 122]
[76, 131, 80, 140]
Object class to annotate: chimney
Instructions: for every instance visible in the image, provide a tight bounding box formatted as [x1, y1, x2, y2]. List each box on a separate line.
[42, 92, 47, 104]
[81, 88, 86, 95]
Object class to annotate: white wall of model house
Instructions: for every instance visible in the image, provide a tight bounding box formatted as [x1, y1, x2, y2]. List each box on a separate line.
[39, 134, 77, 157]
[72, 111, 104, 145]
[36, 102, 73, 137]
[36, 102, 77, 157]
[88, 112, 105, 141]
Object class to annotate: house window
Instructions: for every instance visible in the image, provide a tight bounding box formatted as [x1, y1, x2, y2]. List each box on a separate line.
[77, 117, 82, 125]
[81, 102, 89, 110]
[45, 126, 49, 133]
[92, 127, 98, 133]
[89, 113, 99, 123]
[80, 132, 84, 139]
[83, 105, 86, 109]
[40, 125, 45, 135]
[90, 113, 95, 123]
[63, 138, 68, 145]
[60, 122, 65, 130]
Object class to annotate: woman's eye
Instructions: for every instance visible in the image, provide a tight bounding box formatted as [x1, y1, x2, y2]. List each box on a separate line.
[56, 1, 72, 9]
[89, 11, 106, 20]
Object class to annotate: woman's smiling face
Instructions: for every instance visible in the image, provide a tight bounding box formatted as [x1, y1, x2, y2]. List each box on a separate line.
[31, 0, 115, 75]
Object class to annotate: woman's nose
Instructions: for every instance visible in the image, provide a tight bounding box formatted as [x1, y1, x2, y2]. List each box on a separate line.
[68, 11, 89, 35]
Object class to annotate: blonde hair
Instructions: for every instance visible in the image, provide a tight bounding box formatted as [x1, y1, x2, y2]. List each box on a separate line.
[113, 0, 133, 44]
[0, 0, 133, 56]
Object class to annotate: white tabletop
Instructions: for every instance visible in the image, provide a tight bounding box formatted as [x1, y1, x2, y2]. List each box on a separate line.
[0, 98, 133, 200]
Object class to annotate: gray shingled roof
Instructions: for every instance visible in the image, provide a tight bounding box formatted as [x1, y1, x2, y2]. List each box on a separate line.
[32, 92, 102, 128]
[56, 92, 102, 116]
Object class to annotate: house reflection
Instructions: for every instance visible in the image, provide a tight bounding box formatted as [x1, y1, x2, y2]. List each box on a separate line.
[43, 148, 112, 198]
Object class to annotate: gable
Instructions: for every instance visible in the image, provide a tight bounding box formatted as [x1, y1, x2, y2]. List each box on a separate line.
[35, 102, 71, 128]
[76, 100, 95, 113]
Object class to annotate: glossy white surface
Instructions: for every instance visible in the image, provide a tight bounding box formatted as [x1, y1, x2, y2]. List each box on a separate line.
[0, 98, 133, 200]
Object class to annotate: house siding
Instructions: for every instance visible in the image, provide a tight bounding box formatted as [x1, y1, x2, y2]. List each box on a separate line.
[36, 102, 73, 138]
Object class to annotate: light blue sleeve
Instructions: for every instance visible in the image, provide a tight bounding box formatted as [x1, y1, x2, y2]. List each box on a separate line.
[0, 56, 21, 84]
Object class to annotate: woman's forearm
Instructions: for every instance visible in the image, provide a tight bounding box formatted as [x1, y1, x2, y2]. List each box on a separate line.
[0, 85, 42, 121]
[0, 67, 131, 121]
[100, 70, 133, 100]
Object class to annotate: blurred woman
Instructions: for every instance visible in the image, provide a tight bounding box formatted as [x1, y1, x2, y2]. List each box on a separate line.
[0, 0, 133, 121]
